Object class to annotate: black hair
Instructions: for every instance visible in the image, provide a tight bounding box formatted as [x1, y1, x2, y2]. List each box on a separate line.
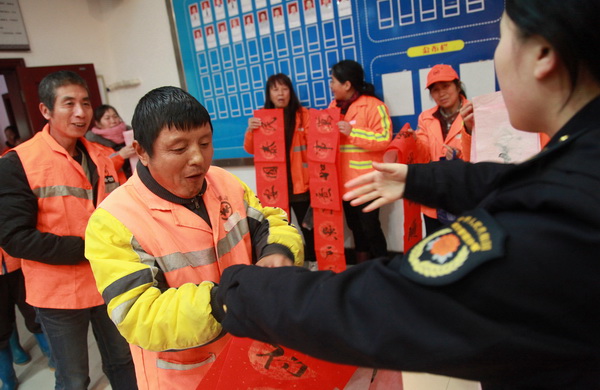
[264, 74, 302, 143]
[38, 71, 89, 111]
[94, 104, 120, 124]
[4, 125, 20, 138]
[331, 60, 377, 98]
[131, 86, 213, 157]
[505, 0, 600, 94]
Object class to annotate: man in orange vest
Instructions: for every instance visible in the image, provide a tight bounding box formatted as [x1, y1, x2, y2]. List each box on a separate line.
[84, 86, 304, 390]
[0, 71, 137, 390]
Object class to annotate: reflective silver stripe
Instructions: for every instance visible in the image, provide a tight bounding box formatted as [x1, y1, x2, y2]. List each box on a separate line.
[217, 219, 249, 256]
[293, 144, 306, 152]
[131, 236, 217, 272]
[102, 268, 154, 303]
[33, 185, 92, 200]
[131, 237, 157, 267]
[111, 297, 140, 325]
[157, 353, 216, 371]
[340, 144, 367, 153]
[247, 206, 265, 223]
[105, 182, 119, 193]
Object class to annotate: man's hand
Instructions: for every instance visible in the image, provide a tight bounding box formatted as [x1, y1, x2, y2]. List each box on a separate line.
[256, 254, 294, 268]
[343, 162, 408, 212]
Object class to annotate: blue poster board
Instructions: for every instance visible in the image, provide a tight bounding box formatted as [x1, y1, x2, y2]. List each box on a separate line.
[171, 0, 503, 161]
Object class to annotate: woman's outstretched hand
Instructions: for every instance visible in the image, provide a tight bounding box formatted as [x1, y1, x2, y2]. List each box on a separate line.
[342, 162, 408, 212]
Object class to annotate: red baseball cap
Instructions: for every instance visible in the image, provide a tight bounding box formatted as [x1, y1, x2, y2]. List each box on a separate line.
[426, 64, 459, 89]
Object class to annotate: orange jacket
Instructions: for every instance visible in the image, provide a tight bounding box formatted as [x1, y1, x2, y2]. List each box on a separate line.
[244, 107, 310, 194]
[86, 166, 303, 389]
[0, 248, 20, 275]
[14, 125, 119, 308]
[329, 95, 392, 183]
[415, 98, 472, 219]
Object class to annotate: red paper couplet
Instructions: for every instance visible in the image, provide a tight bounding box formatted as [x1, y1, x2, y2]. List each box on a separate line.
[307, 108, 340, 164]
[383, 123, 423, 252]
[308, 162, 341, 211]
[253, 109, 290, 215]
[313, 208, 346, 272]
[197, 337, 358, 389]
[254, 109, 286, 162]
[307, 108, 346, 270]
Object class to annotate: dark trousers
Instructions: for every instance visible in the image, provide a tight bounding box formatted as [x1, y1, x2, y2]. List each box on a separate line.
[0, 268, 42, 349]
[290, 199, 316, 262]
[35, 305, 137, 390]
[343, 200, 388, 258]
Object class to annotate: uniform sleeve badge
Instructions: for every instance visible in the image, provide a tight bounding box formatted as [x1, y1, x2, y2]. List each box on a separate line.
[400, 209, 506, 286]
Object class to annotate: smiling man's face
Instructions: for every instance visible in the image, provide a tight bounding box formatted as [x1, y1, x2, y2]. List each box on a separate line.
[41, 84, 92, 146]
[137, 124, 214, 198]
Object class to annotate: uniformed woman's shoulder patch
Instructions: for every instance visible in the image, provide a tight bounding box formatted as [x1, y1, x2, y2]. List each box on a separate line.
[400, 209, 506, 286]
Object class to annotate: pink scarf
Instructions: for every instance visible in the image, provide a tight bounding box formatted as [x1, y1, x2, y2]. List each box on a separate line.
[91, 122, 127, 144]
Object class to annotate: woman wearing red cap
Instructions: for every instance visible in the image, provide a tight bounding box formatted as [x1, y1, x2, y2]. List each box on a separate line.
[415, 64, 474, 234]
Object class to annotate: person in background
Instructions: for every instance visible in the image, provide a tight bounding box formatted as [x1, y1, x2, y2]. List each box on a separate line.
[244, 73, 316, 267]
[86, 104, 136, 183]
[414, 64, 473, 234]
[2, 125, 22, 154]
[0, 70, 137, 390]
[211, 0, 600, 387]
[329, 59, 392, 263]
[85, 86, 303, 390]
[1, 248, 52, 390]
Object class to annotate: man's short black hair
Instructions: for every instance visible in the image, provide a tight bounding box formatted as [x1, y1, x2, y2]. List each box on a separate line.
[132, 86, 213, 157]
[38, 71, 89, 111]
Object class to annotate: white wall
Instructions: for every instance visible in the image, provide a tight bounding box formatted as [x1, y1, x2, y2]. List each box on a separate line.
[0, 0, 181, 123]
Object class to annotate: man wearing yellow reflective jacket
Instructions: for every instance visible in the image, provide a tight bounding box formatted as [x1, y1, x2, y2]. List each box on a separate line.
[85, 86, 303, 390]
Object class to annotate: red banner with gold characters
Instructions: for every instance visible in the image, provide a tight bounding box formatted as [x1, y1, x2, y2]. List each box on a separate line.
[308, 108, 346, 272]
[197, 337, 359, 389]
[253, 109, 289, 216]
[383, 123, 423, 252]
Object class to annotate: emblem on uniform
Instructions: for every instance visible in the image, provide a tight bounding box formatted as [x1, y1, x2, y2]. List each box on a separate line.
[104, 176, 115, 184]
[400, 209, 506, 286]
[220, 201, 233, 220]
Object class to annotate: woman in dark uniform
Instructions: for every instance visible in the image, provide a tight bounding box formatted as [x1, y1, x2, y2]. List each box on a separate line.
[212, 0, 600, 388]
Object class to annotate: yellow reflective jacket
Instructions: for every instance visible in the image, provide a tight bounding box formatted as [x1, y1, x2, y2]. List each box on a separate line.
[85, 166, 303, 389]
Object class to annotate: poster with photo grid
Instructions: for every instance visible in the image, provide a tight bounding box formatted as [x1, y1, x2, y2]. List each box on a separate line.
[171, 0, 503, 161]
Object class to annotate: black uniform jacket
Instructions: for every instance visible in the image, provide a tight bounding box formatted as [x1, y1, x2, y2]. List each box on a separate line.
[214, 96, 600, 389]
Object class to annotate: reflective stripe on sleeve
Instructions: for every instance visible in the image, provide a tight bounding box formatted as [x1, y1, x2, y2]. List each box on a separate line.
[33, 185, 93, 200]
[157, 353, 216, 371]
[349, 160, 374, 170]
[131, 237, 218, 272]
[102, 268, 154, 305]
[293, 144, 307, 152]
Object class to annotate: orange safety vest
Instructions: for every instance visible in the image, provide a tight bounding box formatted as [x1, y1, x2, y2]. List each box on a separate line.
[415, 98, 472, 219]
[244, 107, 310, 194]
[14, 125, 119, 308]
[99, 166, 255, 390]
[329, 95, 393, 183]
[1, 248, 21, 276]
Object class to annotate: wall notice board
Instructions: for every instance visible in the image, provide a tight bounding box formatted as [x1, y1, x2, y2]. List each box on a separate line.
[170, 0, 503, 161]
